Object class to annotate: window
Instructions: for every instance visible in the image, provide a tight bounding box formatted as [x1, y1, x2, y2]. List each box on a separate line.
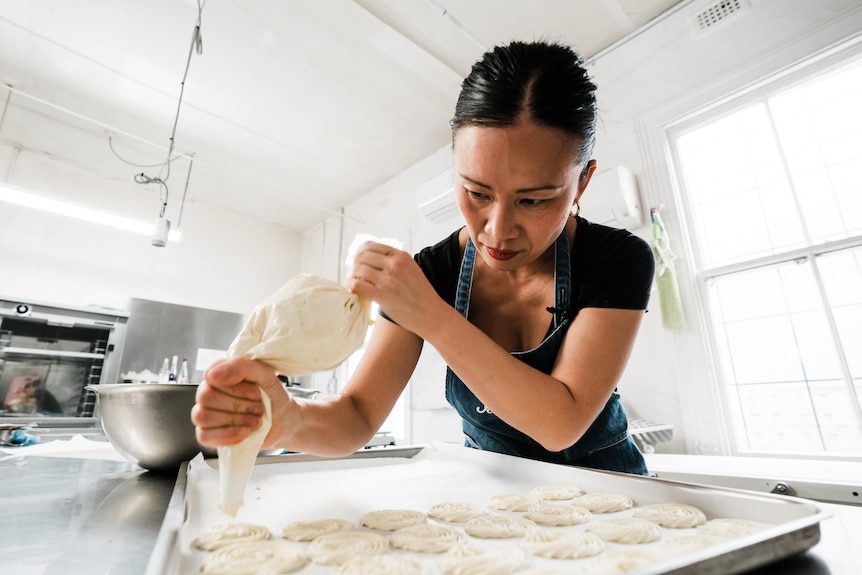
[341, 303, 408, 444]
[670, 53, 862, 458]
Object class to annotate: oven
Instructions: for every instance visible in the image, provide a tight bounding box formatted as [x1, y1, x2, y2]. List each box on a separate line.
[0, 297, 128, 427]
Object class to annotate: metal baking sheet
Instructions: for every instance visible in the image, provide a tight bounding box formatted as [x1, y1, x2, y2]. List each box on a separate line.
[147, 442, 830, 575]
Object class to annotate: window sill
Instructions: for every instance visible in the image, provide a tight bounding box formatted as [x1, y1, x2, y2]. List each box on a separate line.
[644, 453, 862, 506]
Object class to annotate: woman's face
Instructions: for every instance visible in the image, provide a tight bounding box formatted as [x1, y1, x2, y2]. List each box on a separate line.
[453, 120, 593, 271]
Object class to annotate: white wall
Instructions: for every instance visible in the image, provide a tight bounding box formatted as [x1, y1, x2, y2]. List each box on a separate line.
[305, 0, 862, 453]
[0, 144, 302, 315]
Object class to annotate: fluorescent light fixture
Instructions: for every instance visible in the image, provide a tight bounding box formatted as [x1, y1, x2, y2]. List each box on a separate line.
[0, 182, 181, 242]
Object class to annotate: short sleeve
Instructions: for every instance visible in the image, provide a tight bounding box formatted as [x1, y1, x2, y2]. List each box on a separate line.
[571, 219, 655, 312]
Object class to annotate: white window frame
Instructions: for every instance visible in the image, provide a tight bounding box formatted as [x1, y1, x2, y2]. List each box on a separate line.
[659, 39, 862, 461]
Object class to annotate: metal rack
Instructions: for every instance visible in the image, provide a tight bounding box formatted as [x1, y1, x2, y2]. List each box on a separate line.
[629, 417, 674, 453]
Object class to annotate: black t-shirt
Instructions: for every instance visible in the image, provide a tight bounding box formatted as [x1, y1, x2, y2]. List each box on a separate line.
[412, 218, 654, 319]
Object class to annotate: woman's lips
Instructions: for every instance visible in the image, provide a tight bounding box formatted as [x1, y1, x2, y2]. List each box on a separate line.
[486, 246, 517, 261]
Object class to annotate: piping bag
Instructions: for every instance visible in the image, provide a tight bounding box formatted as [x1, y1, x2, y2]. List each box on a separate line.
[216, 391, 271, 517]
[215, 235, 402, 516]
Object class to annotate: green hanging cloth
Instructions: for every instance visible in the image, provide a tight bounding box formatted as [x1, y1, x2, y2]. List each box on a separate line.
[651, 209, 687, 331]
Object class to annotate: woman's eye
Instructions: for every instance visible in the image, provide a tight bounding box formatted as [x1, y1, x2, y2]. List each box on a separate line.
[520, 198, 546, 207]
[466, 189, 488, 200]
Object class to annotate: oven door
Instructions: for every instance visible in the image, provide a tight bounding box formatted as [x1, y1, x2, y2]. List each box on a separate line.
[0, 317, 121, 427]
[0, 354, 101, 420]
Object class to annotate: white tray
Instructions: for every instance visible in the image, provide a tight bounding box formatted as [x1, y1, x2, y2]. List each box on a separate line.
[146, 442, 830, 575]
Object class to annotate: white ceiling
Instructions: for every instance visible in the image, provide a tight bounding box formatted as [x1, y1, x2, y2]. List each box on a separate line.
[0, 0, 684, 233]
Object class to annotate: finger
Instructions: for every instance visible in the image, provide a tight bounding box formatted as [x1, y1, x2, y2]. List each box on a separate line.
[205, 357, 229, 371]
[204, 357, 279, 399]
[357, 240, 392, 255]
[190, 400, 262, 429]
[348, 269, 379, 292]
[194, 419, 257, 447]
[195, 382, 264, 417]
[354, 242, 398, 272]
[191, 389, 266, 449]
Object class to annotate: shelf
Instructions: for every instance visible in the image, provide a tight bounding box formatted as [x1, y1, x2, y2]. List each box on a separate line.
[629, 418, 674, 454]
[0, 347, 105, 360]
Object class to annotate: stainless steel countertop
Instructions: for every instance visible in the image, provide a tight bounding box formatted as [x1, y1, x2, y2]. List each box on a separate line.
[0, 434, 174, 575]
[0, 437, 859, 575]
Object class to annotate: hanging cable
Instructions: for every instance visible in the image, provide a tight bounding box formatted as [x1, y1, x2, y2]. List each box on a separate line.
[156, 0, 204, 185]
[133, 0, 205, 219]
[177, 153, 194, 228]
[108, 133, 182, 168]
[0, 86, 12, 138]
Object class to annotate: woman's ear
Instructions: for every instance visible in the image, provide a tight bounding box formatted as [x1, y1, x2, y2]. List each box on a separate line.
[575, 159, 597, 204]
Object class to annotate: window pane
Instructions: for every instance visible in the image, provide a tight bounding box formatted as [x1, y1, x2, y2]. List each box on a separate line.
[827, 157, 862, 234]
[812, 382, 862, 453]
[732, 382, 823, 453]
[677, 105, 805, 267]
[709, 262, 840, 384]
[819, 247, 862, 380]
[707, 260, 862, 455]
[770, 59, 862, 242]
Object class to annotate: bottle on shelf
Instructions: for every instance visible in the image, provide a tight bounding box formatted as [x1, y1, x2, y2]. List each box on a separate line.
[158, 357, 170, 384]
[169, 355, 179, 382]
[178, 359, 189, 385]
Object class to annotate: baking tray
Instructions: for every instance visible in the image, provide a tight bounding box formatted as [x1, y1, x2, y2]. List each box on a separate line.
[145, 442, 830, 575]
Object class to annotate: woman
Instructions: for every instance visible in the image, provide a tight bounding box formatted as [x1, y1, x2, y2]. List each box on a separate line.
[192, 40, 654, 475]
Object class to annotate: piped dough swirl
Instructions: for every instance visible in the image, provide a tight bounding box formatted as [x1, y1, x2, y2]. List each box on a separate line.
[465, 515, 536, 539]
[439, 543, 526, 575]
[633, 503, 707, 528]
[530, 483, 585, 501]
[200, 540, 307, 575]
[281, 518, 353, 542]
[572, 492, 634, 513]
[487, 493, 535, 512]
[428, 501, 487, 523]
[391, 523, 463, 553]
[308, 531, 387, 566]
[193, 522, 271, 551]
[521, 528, 605, 560]
[334, 554, 424, 575]
[359, 509, 427, 531]
[526, 503, 591, 526]
[587, 517, 662, 544]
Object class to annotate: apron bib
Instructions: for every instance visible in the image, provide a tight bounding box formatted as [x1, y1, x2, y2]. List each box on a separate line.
[444, 230, 647, 475]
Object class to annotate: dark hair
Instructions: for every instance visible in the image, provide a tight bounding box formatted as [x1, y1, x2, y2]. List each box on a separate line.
[451, 40, 597, 165]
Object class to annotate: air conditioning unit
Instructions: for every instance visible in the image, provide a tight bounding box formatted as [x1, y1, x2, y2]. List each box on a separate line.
[580, 166, 643, 229]
[417, 167, 458, 222]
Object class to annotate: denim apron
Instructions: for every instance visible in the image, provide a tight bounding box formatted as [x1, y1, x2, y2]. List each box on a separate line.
[444, 231, 648, 475]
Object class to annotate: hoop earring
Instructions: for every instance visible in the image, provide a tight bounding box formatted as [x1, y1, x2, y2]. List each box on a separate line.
[571, 202, 581, 218]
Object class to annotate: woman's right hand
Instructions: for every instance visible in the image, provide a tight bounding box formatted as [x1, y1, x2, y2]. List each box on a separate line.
[191, 357, 292, 449]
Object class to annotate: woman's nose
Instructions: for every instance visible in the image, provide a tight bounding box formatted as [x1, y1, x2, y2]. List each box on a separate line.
[484, 203, 518, 240]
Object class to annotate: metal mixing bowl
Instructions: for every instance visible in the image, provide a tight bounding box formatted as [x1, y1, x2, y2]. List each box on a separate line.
[87, 383, 215, 472]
